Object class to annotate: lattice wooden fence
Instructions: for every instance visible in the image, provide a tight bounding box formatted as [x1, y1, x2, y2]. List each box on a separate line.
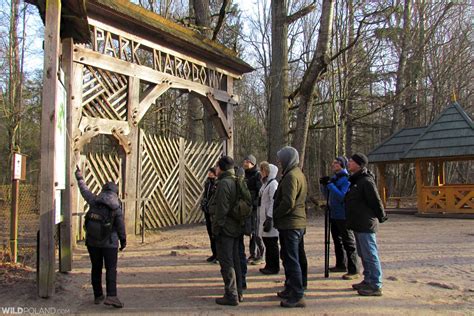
[75, 152, 122, 241]
[139, 131, 222, 230]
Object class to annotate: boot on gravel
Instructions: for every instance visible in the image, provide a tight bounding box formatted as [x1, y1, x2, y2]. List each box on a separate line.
[104, 296, 124, 308]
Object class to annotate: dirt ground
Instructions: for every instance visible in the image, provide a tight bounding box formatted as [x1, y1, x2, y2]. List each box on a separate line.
[1, 213, 473, 315]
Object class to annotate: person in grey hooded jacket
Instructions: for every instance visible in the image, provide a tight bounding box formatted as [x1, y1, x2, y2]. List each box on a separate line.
[75, 167, 126, 308]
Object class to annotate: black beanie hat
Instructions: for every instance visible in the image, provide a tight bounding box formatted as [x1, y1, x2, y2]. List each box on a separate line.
[351, 153, 369, 167]
[218, 156, 234, 171]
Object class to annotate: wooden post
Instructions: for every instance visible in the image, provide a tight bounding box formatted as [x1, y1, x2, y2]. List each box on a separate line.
[10, 177, 19, 263]
[179, 137, 186, 224]
[59, 38, 78, 272]
[123, 76, 140, 234]
[415, 160, 424, 213]
[434, 160, 440, 187]
[377, 163, 387, 208]
[38, 0, 61, 298]
[224, 76, 234, 157]
[439, 160, 445, 185]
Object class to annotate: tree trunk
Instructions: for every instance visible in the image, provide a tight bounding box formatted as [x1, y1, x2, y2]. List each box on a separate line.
[188, 0, 213, 143]
[344, 0, 355, 156]
[268, 0, 289, 163]
[291, 0, 335, 168]
[391, 0, 411, 132]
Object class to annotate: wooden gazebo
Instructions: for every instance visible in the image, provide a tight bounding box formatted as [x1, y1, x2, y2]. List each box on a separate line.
[369, 102, 474, 215]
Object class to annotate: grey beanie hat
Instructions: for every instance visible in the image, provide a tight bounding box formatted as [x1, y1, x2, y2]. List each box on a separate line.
[243, 154, 257, 166]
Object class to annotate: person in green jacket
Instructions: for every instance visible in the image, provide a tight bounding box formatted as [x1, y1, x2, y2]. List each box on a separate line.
[273, 146, 308, 308]
[209, 156, 243, 306]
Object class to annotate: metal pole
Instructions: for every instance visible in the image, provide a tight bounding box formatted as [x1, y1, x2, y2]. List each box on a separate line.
[10, 178, 20, 263]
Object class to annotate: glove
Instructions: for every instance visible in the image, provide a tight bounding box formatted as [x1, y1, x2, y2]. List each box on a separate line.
[263, 217, 273, 233]
[75, 167, 83, 180]
[379, 215, 388, 223]
[119, 239, 126, 251]
[319, 176, 330, 186]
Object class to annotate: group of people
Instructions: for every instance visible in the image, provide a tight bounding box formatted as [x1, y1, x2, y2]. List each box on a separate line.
[202, 147, 387, 308]
[74, 145, 387, 310]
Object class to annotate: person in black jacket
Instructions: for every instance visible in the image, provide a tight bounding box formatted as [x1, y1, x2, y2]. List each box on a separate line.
[345, 153, 387, 297]
[243, 155, 264, 264]
[75, 168, 126, 308]
[201, 167, 217, 263]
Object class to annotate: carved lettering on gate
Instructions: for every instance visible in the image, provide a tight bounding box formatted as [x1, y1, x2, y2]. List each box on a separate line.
[89, 24, 226, 90]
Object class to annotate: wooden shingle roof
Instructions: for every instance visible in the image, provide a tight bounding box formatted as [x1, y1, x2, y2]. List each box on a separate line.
[403, 103, 474, 160]
[368, 127, 426, 163]
[368, 102, 474, 163]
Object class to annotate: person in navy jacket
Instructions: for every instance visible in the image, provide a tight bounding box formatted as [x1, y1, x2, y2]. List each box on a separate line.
[321, 156, 359, 280]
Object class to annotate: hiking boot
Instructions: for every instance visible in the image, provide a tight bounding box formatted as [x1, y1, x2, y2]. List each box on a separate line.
[342, 273, 360, 280]
[206, 255, 217, 262]
[277, 289, 291, 299]
[104, 296, 124, 308]
[250, 257, 265, 265]
[216, 296, 239, 306]
[280, 298, 306, 308]
[259, 268, 279, 275]
[358, 285, 383, 296]
[352, 280, 369, 291]
[94, 295, 105, 305]
[329, 266, 347, 273]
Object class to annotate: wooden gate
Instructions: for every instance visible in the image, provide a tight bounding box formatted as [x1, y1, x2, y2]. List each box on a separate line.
[139, 131, 222, 230]
[75, 152, 122, 241]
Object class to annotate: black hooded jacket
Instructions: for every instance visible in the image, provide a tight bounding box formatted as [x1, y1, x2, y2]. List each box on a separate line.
[245, 165, 262, 209]
[78, 179, 126, 248]
[345, 168, 386, 233]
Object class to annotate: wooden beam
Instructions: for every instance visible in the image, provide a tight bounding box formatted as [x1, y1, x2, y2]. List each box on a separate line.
[73, 125, 100, 152]
[377, 163, 387, 208]
[439, 160, 445, 185]
[59, 38, 74, 273]
[415, 160, 425, 213]
[223, 76, 234, 157]
[78, 117, 130, 136]
[123, 76, 140, 234]
[73, 46, 239, 104]
[206, 94, 231, 139]
[38, 0, 61, 298]
[133, 82, 171, 125]
[111, 127, 132, 154]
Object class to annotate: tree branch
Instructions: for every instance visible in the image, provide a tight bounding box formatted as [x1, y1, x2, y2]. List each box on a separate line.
[286, 1, 317, 25]
[212, 0, 230, 41]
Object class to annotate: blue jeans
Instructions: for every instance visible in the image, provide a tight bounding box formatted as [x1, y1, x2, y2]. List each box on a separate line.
[354, 232, 383, 289]
[279, 229, 305, 301]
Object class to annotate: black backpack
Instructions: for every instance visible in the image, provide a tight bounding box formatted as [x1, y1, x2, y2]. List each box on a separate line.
[84, 204, 116, 242]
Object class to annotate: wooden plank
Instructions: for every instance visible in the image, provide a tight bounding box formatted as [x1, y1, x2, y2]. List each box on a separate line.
[224, 76, 234, 157]
[178, 137, 185, 224]
[377, 163, 387, 208]
[38, 0, 61, 298]
[73, 46, 238, 104]
[79, 117, 130, 135]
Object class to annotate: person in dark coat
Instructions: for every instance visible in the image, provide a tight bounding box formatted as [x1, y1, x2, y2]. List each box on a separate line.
[273, 146, 308, 308]
[345, 153, 387, 296]
[209, 156, 243, 306]
[201, 167, 218, 263]
[242, 155, 264, 264]
[320, 156, 359, 279]
[75, 167, 126, 308]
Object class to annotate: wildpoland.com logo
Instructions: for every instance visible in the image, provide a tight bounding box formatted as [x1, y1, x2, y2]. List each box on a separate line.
[1, 306, 70, 314]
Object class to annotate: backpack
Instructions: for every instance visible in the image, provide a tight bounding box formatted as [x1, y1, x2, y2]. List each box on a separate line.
[84, 204, 116, 242]
[230, 176, 253, 236]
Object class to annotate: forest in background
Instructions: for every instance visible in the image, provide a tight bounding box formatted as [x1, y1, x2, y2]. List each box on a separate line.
[0, 0, 472, 198]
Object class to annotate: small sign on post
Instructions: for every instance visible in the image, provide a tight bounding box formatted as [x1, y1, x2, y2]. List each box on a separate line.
[11, 152, 27, 263]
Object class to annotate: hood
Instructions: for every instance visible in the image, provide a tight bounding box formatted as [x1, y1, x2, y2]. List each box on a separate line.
[96, 189, 121, 210]
[277, 146, 299, 173]
[349, 167, 373, 183]
[334, 169, 349, 178]
[268, 164, 278, 181]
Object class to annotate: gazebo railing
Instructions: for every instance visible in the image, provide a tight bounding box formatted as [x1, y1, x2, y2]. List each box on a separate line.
[420, 185, 474, 213]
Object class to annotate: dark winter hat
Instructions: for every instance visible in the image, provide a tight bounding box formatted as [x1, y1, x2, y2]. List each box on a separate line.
[351, 153, 369, 167]
[243, 154, 257, 166]
[335, 156, 348, 169]
[218, 156, 234, 171]
[208, 167, 217, 175]
[102, 181, 119, 194]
